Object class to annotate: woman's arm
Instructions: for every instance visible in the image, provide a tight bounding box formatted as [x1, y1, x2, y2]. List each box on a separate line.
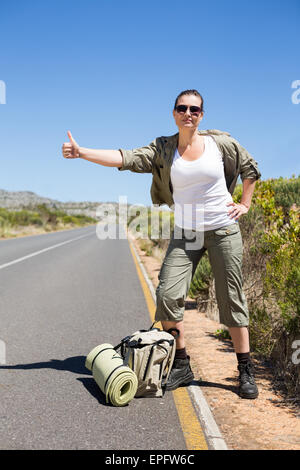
[79, 147, 123, 167]
[227, 178, 256, 220]
[63, 131, 160, 174]
[240, 178, 256, 209]
[62, 131, 123, 167]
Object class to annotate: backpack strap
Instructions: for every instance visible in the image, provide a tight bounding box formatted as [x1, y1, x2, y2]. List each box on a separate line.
[114, 335, 132, 352]
[90, 347, 116, 370]
[161, 341, 177, 389]
[149, 322, 180, 339]
[167, 328, 180, 339]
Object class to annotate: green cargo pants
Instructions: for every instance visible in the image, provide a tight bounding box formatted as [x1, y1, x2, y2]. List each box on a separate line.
[155, 223, 249, 327]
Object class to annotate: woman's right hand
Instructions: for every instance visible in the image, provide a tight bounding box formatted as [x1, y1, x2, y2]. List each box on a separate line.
[62, 131, 80, 159]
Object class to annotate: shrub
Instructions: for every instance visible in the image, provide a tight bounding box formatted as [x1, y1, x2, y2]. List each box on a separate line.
[0, 205, 97, 234]
[189, 252, 212, 300]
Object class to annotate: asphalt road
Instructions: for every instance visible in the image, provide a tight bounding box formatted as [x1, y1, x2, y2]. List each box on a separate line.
[0, 226, 187, 450]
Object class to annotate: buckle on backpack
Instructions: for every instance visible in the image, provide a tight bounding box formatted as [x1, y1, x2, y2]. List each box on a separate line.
[128, 338, 142, 348]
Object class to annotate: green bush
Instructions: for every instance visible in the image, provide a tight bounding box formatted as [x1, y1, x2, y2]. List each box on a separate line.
[250, 179, 300, 334]
[127, 207, 174, 248]
[0, 205, 97, 233]
[273, 175, 300, 210]
[248, 306, 280, 357]
[189, 252, 212, 299]
[214, 329, 231, 340]
[238, 176, 299, 396]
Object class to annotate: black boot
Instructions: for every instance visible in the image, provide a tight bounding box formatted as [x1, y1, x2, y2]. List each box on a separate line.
[165, 355, 194, 391]
[238, 361, 259, 399]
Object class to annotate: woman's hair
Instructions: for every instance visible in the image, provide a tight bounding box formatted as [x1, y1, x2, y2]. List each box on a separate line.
[174, 89, 204, 112]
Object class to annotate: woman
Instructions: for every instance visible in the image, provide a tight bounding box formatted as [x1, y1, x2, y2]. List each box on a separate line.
[62, 89, 261, 399]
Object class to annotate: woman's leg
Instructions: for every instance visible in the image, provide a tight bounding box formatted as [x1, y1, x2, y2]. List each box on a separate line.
[228, 326, 250, 353]
[205, 223, 258, 398]
[161, 320, 185, 349]
[205, 223, 249, 329]
[155, 227, 205, 390]
[155, 227, 205, 340]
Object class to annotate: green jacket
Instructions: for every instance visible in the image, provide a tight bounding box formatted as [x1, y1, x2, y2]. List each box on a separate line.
[118, 129, 261, 208]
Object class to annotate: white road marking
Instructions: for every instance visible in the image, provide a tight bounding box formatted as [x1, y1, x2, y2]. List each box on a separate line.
[0, 231, 94, 270]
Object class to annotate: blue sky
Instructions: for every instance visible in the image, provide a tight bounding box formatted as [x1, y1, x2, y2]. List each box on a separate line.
[0, 0, 299, 206]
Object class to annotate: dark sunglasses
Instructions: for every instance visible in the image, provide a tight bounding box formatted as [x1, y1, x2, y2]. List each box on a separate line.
[175, 105, 202, 115]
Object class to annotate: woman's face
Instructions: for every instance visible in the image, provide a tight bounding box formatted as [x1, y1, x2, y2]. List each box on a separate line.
[173, 94, 204, 131]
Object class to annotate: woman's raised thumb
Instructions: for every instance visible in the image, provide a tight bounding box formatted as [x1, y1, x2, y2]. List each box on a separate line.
[67, 130, 76, 145]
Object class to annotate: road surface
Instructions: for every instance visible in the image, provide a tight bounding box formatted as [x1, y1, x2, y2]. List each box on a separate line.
[0, 226, 191, 450]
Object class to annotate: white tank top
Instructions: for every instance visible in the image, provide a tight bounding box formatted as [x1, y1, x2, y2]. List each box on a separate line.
[171, 135, 236, 231]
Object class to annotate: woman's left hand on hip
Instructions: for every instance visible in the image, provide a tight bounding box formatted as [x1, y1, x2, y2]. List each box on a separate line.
[226, 202, 249, 220]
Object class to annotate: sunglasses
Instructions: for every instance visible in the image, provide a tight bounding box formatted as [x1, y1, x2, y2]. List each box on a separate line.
[175, 105, 202, 115]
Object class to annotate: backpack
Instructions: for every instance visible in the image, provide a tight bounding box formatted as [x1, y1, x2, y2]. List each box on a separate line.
[114, 323, 179, 398]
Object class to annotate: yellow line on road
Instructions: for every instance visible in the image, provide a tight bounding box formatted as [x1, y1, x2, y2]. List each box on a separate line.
[128, 238, 208, 451]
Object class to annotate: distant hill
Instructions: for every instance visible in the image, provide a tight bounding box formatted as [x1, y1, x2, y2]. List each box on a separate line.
[0, 189, 119, 219]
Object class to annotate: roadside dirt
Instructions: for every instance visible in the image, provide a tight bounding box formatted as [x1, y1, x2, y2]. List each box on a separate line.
[131, 235, 300, 451]
[0, 224, 95, 240]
